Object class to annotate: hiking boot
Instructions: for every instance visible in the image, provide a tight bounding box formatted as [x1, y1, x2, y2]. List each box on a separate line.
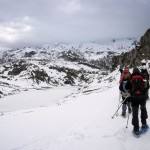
[128, 108, 132, 114]
[141, 124, 149, 133]
[133, 127, 140, 135]
[121, 112, 126, 118]
[133, 130, 141, 136]
[141, 124, 149, 129]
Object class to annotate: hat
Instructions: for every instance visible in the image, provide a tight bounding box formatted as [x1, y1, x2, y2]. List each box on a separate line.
[133, 67, 141, 75]
[124, 69, 129, 74]
[141, 60, 146, 63]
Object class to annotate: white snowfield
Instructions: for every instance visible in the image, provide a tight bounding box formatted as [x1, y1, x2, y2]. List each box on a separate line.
[0, 81, 150, 150]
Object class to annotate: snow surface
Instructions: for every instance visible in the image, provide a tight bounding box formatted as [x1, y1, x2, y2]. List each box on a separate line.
[0, 72, 150, 150]
[0, 86, 78, 112]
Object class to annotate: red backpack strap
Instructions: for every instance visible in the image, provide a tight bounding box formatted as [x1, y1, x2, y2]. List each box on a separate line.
[131, 75, 144, 87]
[119, 74, 125, 83]
[131, 75, 143, 81]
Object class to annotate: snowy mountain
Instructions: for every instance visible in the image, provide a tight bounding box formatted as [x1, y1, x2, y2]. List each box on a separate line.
[0, 38, 137, 98]
[0, 38, 137, 59]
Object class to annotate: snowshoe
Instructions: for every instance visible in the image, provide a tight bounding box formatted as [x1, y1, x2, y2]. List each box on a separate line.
[132, 130, 141, 138]
[140, 124, 149, 134]
[121, 112, 126, 118]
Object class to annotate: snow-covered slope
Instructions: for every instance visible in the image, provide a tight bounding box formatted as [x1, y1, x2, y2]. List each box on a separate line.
[0, 70, 150, 150]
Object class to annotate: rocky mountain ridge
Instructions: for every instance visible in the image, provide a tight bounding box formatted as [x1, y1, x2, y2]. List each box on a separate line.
[112, 28, 150, 70]
[0, 38, 137, 98]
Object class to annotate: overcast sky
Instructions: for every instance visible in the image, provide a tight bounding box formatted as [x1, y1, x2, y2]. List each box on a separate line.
[0, 0, 150, 49]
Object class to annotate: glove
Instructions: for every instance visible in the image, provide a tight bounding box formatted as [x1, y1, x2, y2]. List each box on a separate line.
[121, 91, 130, 98]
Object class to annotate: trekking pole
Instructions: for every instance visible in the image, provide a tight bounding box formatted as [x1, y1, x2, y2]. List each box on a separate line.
[111, 93, 130, 119]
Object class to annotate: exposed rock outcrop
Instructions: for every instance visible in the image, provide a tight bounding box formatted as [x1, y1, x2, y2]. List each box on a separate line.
[24, 51, 36, 57]
[8, 60, 27, 75]
[112, 28, 150, 70]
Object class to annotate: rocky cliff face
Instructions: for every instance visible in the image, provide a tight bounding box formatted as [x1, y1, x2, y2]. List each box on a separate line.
[112, 28, 150, 70]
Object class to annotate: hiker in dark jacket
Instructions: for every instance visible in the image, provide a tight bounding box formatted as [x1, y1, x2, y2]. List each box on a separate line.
[119, 69, 132, 117]
[141, 65, 149, 100]
[127, 67, 149, 135]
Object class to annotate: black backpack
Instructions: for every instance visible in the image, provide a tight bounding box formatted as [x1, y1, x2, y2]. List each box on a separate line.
[131, 75, 145, 96]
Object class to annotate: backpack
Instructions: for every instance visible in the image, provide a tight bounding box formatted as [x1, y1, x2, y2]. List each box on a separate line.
[131, 75, 145, 96]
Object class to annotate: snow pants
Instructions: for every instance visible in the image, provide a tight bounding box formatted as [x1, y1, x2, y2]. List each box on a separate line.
[122, 97, 131, 113]
[131, 95, 148, 131]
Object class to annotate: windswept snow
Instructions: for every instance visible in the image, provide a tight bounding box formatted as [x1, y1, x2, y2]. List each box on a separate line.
[0, 38, 149, 150]
[0, 73, 150, 150]
[0, 86, 78, 112]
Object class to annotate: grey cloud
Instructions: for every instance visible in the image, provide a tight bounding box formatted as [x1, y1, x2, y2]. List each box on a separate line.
[0, 0, 150, 49]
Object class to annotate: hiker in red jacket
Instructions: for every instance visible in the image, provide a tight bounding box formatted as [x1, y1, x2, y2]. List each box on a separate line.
[119, 69, 132, 117]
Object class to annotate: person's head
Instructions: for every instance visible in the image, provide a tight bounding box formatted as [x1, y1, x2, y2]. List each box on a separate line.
[124, 69, 130, 79]
[133, 67, 141, 75]
[141, 65, 147, 71]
